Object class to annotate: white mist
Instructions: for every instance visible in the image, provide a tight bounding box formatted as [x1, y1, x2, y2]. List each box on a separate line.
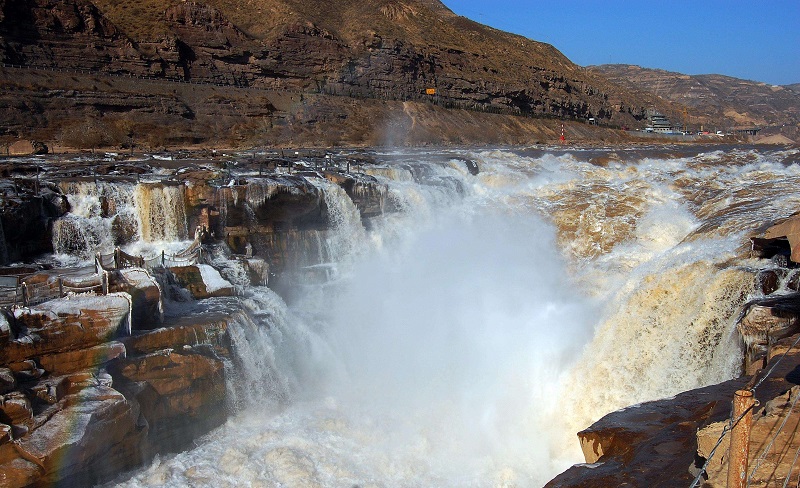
[322, 211, 597, 485]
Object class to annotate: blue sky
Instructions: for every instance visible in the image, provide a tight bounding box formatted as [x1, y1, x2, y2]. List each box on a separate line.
[441, 1, 800, 85]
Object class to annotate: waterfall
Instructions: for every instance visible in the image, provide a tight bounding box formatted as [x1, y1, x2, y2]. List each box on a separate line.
[113, 146, 800, 488]
[53, 180, 140, 258]
[53, 180, 190, 259]
[311, 178, 365, 266]
[133, 183, 189, 242]
[223, 287, 345, 413]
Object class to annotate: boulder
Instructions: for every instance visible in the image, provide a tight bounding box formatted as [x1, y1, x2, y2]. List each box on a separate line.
[168, 264, 234, 299]
[547, 378, 748, 488]
[111, 268, 164, 329]
[1, 293, 131, 364]
[0, 368, 15, 394]
[0, 457, 40, 488]
[37, 341, 126, 376]
[738, 293, 800, 346]
[0, 178, 68, 264]
[0, 392, 34, 437]
[108, 347, 227, 452]
[6, 360, 44, 383]
[765, 216, 800, 264]
[8, 386, 145, 487]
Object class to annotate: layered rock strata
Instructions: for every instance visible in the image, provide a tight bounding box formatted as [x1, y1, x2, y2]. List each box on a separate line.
[0, 275, 243, 486]
[0, 157, 399, 486]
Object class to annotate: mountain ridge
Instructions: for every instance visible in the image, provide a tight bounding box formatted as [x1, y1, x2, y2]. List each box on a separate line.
[0, 0, 794, 149]
[589, 63, 800, 141]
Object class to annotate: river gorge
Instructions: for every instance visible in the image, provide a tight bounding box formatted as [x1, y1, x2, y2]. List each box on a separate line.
[1, 144, 799, 487]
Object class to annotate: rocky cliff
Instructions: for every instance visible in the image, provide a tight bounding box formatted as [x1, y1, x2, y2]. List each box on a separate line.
[0, 0, 660, 148]
[0, 154, 399, 486]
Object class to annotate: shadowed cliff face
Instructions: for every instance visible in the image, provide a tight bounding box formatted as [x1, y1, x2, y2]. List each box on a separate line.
[0, 0, 658, 147]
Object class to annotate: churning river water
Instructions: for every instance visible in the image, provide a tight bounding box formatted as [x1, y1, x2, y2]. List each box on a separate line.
[81, 144, 800, 487]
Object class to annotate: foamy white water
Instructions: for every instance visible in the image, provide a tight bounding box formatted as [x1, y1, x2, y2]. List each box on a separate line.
[52, 179, 193, 265]
[101, 145, 800, 487]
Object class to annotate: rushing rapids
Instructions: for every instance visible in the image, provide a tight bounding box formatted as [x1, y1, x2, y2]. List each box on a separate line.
[12, 145, 800, 486]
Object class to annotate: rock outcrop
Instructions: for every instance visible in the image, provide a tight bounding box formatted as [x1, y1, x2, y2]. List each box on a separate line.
[1, 294, 131, 364]
[0, 283, 252, 487]
[547, 378, 747, 487]
[168, 264, 235, 299]
[764, 215, 800, 264]
[0, 177, 69, 265]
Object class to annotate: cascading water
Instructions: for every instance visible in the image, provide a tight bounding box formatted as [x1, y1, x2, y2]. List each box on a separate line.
[53, 180, 140, 259]
[112, 146, 800, 487]
[53, 180, 190, 261]
[134, 182, 189, 243]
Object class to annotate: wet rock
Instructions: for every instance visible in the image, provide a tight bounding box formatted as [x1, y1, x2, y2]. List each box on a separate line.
[108, 348, 227, 452]
[1, 293, 131, 364]
[111, 268, 164, 330]
[0, 423, 11, 444]
[696, 335, 800, 487]
[0, 392, 34, 436]
[788, 271, 800, 291]
[121, 320, 230, 357]
[243, 257, 270, 286]
[0, 368, 15, 394]
[548, 378, 747, 487]
[322, 171, 386, 218]
[168, 264, 234, 299]
[6, 360, 43, 384]
[765, 216, 800, 264]
[29, 377, 66, 405]
[0, 178, 69, 264]
[9, 386, 145, 487]
[62, 370, 113, 396]
[243, 175, 324, 226]
[756, 268, 786, 295]
[37, 341, 126, 376]
[0, 457, 40, 488]
[738, 293, 800, 347]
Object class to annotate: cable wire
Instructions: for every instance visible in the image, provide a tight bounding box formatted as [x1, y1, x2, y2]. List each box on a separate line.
[749, 387, 800, 484]
[752, 334, 800, 392]
[690, 400, 760, 488]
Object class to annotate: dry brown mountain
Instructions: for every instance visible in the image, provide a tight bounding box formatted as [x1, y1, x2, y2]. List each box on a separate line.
[590, 64, 800, 141]
[0, 0, 660, 149]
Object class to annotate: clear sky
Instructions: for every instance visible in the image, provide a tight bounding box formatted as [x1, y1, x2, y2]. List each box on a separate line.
[441, 0, 800, 86]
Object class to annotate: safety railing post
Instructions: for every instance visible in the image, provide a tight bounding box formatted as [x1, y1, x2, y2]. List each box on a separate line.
[21, 282, 28, 307]
[101, 271, 109, 295]
[727, 389, 755, 488]
[114, 247, 121, 269]
[58, 277, 64, 298]
[161, 250, 165, 267]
